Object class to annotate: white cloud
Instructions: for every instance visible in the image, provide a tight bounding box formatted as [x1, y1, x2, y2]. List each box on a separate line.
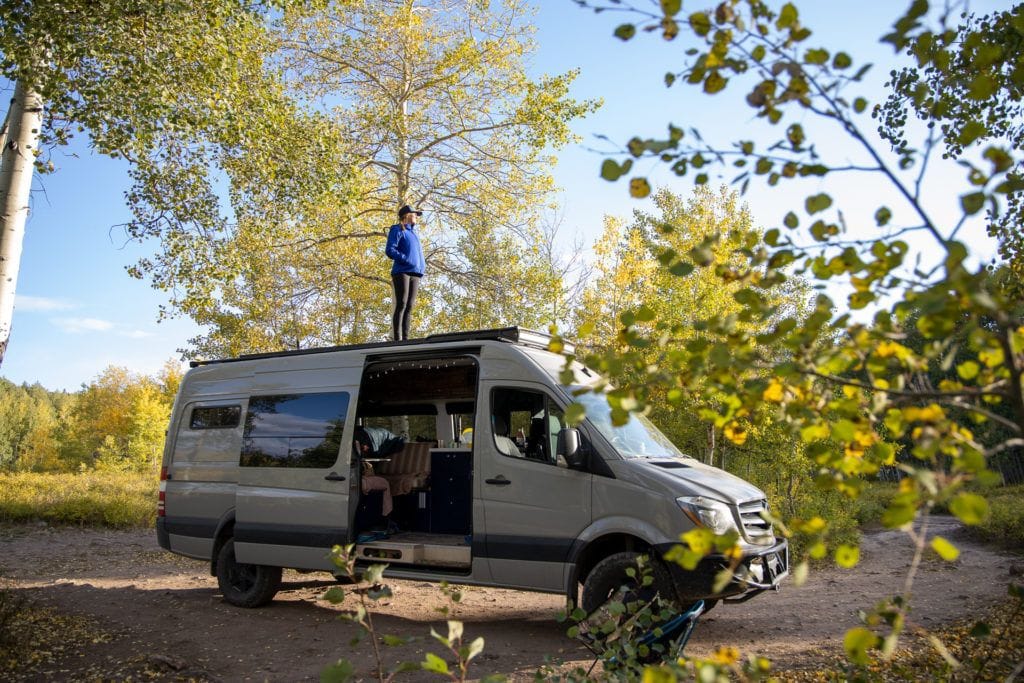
[16, 295, 75, 312]
[120, 329, 155, 339]
[52, 317, 115, 333]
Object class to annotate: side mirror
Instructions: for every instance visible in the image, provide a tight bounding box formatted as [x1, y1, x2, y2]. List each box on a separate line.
[556, 428, 585, 469]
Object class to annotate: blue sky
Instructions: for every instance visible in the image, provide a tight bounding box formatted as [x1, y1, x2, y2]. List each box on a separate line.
[1, 0, 1005, 391]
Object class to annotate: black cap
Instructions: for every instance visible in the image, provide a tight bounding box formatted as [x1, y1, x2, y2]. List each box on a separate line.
[398, 205, 423, 218]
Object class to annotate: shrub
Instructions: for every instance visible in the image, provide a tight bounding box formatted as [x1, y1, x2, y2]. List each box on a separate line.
[0, 471, 157, 528]
[970, 485, 1024, 552]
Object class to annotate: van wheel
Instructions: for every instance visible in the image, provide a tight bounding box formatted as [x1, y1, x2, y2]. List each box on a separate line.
[216, 539, 282, 608]
[581, 551, 676, 616]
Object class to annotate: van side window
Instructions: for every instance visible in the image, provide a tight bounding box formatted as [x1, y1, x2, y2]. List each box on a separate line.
[189, 405, 241, 430]
[241, 392, 349, 468]
[490, 388, 567, 466]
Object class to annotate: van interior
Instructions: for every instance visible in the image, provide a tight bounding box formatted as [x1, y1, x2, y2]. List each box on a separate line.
[352, 353, 479, 571]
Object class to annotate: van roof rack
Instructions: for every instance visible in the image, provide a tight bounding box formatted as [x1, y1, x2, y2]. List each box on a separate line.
[189, 326, 573, 367]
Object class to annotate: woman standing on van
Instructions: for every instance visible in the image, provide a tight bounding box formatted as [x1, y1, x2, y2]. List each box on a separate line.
[385, 205, 426, 341]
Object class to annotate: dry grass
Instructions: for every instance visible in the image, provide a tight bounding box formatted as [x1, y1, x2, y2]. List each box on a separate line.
[0, 471, 157, 528]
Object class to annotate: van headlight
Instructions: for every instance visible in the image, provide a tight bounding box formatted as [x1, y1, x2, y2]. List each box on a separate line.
[676, 496, 737, 535]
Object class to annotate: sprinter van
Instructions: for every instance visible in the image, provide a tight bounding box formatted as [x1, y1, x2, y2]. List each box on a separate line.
[157, 327, 788, 611]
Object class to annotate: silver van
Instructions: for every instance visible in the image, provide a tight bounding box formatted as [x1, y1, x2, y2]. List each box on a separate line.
[157, 327, 788, 611]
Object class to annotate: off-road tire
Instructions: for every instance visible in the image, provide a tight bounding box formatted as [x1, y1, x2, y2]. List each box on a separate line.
[580, 551, 677, 616]
[216, 539, 282, 608]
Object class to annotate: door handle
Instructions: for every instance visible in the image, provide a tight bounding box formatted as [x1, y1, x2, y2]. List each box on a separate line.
[324, 472, 346, 481]
[485, 477, 511, 486]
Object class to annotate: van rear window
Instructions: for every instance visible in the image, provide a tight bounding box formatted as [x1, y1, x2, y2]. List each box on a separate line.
[190, 405, 241, 430]
[240, 392, 350, 468]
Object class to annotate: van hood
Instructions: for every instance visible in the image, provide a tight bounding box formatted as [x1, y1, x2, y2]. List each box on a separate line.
[623, 457, 766, 504]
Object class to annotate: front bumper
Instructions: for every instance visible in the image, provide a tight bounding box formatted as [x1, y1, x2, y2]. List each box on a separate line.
[654, 539, 789, 602]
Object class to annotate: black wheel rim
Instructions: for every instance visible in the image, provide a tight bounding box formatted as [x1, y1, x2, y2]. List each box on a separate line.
[227, 560, 258, 593]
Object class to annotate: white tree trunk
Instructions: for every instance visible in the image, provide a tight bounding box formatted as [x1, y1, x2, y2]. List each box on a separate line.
[0, 81, 43, 367]
[706, 422, 716, 466]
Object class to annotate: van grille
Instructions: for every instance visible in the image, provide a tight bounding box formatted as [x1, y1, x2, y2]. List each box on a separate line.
[737, 499, 774, 545]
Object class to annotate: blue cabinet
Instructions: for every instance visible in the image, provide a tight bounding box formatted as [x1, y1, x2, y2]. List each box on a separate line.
[430, 449, 472, 534]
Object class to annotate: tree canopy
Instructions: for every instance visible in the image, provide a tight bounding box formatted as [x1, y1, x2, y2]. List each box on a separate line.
[0, 0, 343, 364]
[125, 0, 599, 355]
[569, 0, 1024, 668]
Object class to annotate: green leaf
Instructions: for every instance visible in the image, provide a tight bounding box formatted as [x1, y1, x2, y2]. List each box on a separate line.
[950, 493, 989, 525]
[321, 659, 355, 683]
[835, 544, 860, 568]
[669, 261, 695, 276]
[689, 12, 712, 36]
[805, 48, 829, 65]
[776, 3, 798, 30]
[322, 587, 346, 604]
[787, 123, 805, 147]
[564, 402, 586, 426]
[704, 71, 727, 94]
[800, 423, 829, 442]
[712, 567, 733, 593]
[853, 97, 868, 113]
[967, 73, 997, 100]
[831, 419, 856, 442]
[882, 502, 917, 528]
[660, 0, 681, 16]
[614, 24, 636, 41]
[421, 653, 450, 675]
[832, 52, 852, 69]
[635, 304, 656, 322]
[844, 627, 879, 666]
[783, 211, 799, 228]
[983, 146, 1013, 173]
[392, 662, 422, 674]
[601, 158, 632, 181]
[957, 361, 980, 380]
[382, 635, 409, 646]
[957, 121, 986, 146]
[961, 191, 986, 215]
[930, 536, 960, 561]
[874, 206, 892, 226]
[805, 193, 833, 214]
[970, 621, 992, 638]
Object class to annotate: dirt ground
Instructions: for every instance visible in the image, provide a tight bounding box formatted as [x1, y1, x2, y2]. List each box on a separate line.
[0, 515, 1019, 681]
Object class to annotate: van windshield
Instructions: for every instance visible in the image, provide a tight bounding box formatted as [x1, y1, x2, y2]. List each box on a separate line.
[572, 389, 691, 460]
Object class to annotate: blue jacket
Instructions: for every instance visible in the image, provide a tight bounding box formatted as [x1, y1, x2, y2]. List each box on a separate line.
[385, 223, 425, 276]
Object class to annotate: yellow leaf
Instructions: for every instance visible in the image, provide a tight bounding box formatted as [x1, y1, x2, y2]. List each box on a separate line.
[835, 544, 860, 568]
[797, 516, 827, 534]
[875, 341, 909, 359]
[682, 527, 714, 555]
[930, 536, 960, 561]
[629, 176, 652, 198]
[762, 379, 784, 402]
[723, 422, 747, 445]
[978, 347, 1004, 368]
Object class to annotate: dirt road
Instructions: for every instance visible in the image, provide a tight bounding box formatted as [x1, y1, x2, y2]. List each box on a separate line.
[0, 516, 1017, 681]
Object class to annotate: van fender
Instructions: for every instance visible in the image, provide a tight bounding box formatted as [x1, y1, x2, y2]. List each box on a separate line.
[564, 515, 677, 601]
[209, 508, 236, 576]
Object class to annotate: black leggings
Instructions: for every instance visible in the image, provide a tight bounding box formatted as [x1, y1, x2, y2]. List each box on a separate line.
[391, 273, 421, 341]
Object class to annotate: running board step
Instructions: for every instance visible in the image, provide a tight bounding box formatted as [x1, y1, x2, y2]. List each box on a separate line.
[355, 541, 471, 568]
